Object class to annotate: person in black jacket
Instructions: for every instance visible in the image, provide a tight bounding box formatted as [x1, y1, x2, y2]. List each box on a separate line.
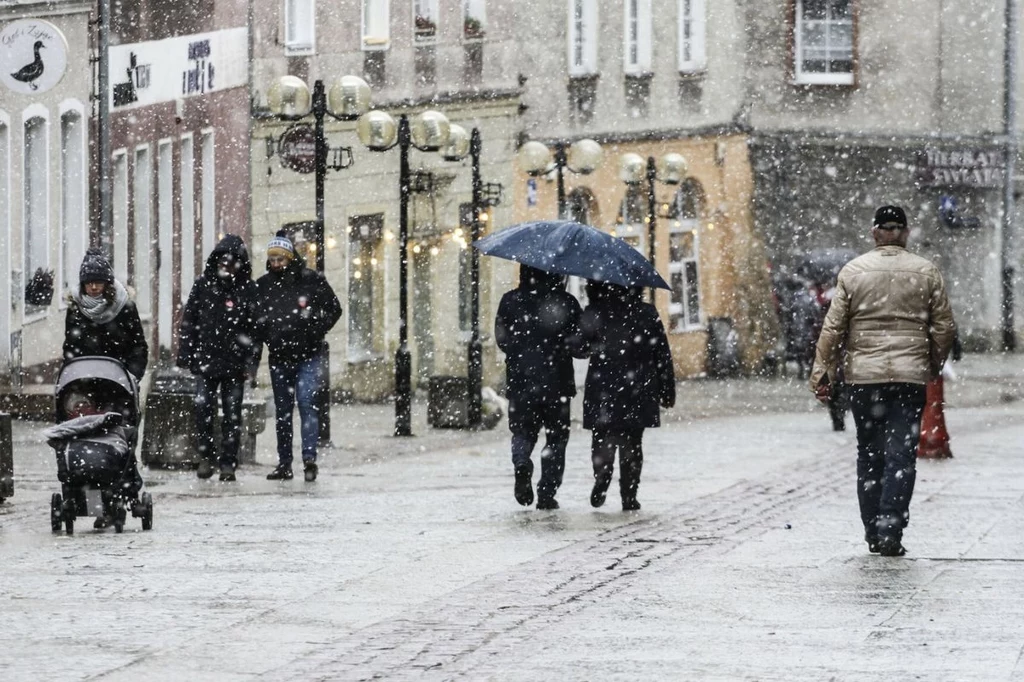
[177, 235, 258, 482]
[495, 265, 585, 510]
[253, 232, 342, 482]
[581, 281, 675, 512]
[63, 249, 149, 381]
[62, 248, 148, 528]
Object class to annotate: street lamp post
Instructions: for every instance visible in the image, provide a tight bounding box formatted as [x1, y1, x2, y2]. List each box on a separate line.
[517, 139, 604, 221]
[265, 74, 372, 445]
[358, 109, 453, 436]
[620, 152, 687, 300]
[442, 125, 503, 428]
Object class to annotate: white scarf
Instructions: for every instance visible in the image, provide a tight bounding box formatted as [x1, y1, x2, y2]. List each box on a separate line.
[72, 280, 130, 324]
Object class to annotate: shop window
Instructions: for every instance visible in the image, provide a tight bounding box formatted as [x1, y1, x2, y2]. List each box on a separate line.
[179, 134, 195, 299]
[23, 115, 49, 315]
[624, 0, 652, 75]
[568, 0, 598, 76]
[60, 108, 86, 302]
[112, 151, 128, 284]
[285, 0, 316, 55]
[133, 146, 152, 318]
[348, 214, 382, 362]
[793, 0, 854, 85]
[667, 181, 703, 331]
[200, 130, 216, 258]
[678, 0, 706, 74]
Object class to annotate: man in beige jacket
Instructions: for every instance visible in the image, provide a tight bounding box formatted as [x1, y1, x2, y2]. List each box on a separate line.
[810, 205, 956, 557]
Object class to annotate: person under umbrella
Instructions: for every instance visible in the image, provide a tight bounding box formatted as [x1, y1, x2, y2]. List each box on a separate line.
[177, 235, 259, 482]
[495, 265, 586, 510]
[580, 281, 675, 512]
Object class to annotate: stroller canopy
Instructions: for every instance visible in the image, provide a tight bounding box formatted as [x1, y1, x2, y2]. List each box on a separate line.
[55, 356, 140, 423]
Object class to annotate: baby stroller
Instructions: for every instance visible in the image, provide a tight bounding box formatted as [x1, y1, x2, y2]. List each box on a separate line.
[45, 356, 153, 534]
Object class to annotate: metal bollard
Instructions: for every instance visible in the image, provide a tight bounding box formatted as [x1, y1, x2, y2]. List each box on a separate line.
[0, 412, 13, 500]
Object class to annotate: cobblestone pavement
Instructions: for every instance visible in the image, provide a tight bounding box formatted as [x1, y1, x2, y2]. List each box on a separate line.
[1, 354, 1023, 681]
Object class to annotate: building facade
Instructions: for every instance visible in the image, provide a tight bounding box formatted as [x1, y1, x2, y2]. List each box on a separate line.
[0, 1, 93, 388]
[250, 0, 522, 400]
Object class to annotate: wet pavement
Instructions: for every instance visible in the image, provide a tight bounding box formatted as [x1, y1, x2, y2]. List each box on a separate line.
[1, 354, 1023, 681]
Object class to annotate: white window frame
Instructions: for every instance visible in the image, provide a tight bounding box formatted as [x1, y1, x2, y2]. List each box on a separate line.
[179, 132, 195, 302]
[157, 139, 174, 350]
[678, 0, 706, 73]
[59, 101, 87, 306]
[133, 144, 153, 319]
[22, 105, 50, 321]
[112, 149, 129, 286]
[462, 0, 487, 42]
[284, 0, 316, 56]
[362, 0, 390, 51]
[793, 0, 855, 85]
[568, 0, 598, 77]
[668, 222, 702, 332]
[200, 129, 216, 260]
[624, 0, 652, 75]
[413, 0, 439, 45]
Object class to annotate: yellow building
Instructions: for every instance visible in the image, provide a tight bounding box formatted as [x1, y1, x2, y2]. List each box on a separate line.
[513, 133, 778, 378]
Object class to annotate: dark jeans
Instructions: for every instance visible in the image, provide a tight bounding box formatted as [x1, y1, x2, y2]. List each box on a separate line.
[270, 352, 326, 467]
[849, 383, 926, 542]
[195, 373, 245, 469]
[591, 428, 644, 503]
[510, 399, 570, 503]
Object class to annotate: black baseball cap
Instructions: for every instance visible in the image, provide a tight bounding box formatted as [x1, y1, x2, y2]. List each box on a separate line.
[873, 205, 907, 229]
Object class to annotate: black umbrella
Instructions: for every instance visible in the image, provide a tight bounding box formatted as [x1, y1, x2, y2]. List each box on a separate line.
[795, 247, 860, 286]
[473, 220, 670, 290]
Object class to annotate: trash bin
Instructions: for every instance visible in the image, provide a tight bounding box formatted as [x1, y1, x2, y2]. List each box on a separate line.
[706, 317, 741, 378]
[140, 369, 266, 469]
[428, 376, 470, 429]
[0, 412, 12, 501]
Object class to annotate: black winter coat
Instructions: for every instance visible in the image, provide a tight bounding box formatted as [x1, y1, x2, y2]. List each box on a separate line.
[63, 298, 149, 381]
[581, 292, 675, 431]
[495, 270, 584, 404]
[253, 256, 342, 365]
[177, 235, 259, 378]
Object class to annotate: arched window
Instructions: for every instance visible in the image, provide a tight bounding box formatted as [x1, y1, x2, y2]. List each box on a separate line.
[23, 114, 49, 316]
[60, 107, 86, 301]
[667, 180, 704, 331]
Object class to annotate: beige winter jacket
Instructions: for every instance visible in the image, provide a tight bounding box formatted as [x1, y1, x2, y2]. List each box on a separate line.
[809, 245, 956, 388]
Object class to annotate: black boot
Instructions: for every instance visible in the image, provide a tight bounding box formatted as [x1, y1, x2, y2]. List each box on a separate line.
[196, 458, 215, 480]
[620, 453, 643, 512]
[303, 461, 318, 482]
[513, 461, 534, 506]
[219, 464, 236, 482]
[266, 464, 293, 481]
[591, 469, 612, 508]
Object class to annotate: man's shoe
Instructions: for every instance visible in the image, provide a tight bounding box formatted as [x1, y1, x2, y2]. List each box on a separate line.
[219, 465, 236, 482]
[196, 459, 215, 480]
[590, 475, 612, 508]
[266, 465, 293, 481]
[536, 497, 559, 510]
[622, 498, 642, 512]
[303, 461, 318, 482]
[93, 515, 111, 530]
[865, 533, 880, 554]
[878, 539, 906, 557]
[513, 463, 534, 506]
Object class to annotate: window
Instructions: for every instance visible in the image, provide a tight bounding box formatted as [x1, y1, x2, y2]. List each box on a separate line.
[133, 146, 152, 318]
[794, 0, 854, 85]
[179, 134, 195, 300]
[348, 214, 382, 362]
[568, 0, 598, 76]
[112, 151, 128, 284]
[668, 182, 703, 331]
[23, 115, 49, 316]
[624, 0, 652, 75]
[362, 0, 390, 50]
[0, 116, 10, 333]
[285, 0, 316, 55]
[625, 75, 651, 117]
[678, 0, 706, 73]
[462, 0, 486, 41]
[157, 140, 173, 348]
[60, 109, 86, 301]
[413, 0, 438, 44]
[200, 130, 215, 259]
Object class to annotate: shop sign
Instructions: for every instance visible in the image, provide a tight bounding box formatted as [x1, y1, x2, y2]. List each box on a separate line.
[277, 124, 317, 174]
[917, 148, 1004, 189]
[0, 19, 69, 95]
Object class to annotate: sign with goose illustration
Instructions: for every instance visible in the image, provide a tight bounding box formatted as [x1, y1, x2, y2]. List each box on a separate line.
[0, 19, 68, 95]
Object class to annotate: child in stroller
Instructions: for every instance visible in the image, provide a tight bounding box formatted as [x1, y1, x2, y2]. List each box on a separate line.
[45, 357, 153, 534]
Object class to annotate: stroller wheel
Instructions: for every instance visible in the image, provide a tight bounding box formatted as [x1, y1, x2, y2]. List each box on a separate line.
[140, 492, 153, 531]
[113, 500, 127, 534]
[51, 493, 63, 533]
